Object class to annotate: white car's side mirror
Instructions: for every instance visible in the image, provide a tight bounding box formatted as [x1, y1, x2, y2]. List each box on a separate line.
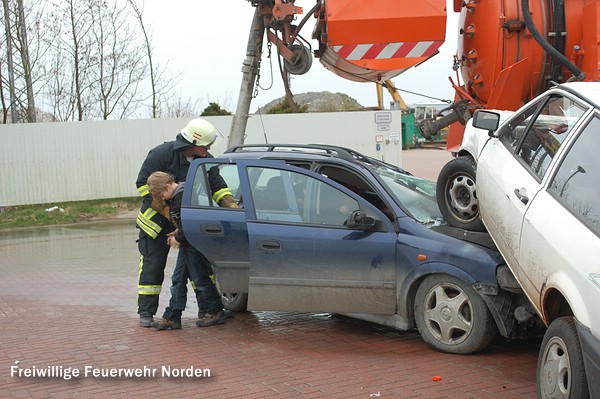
[472, 110, 501, 136]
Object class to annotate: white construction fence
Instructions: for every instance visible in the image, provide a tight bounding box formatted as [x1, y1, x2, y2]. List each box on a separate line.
[0, 110, 404, 207]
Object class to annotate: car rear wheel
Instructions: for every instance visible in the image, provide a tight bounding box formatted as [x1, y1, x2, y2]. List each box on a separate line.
[537, 317, 589, 399]
[414, 274, 497, 354]
[221, 292, 248, 312]
[436, 156, 485, 231]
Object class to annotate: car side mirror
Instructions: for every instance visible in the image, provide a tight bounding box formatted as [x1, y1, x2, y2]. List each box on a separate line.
[345, 210, 376, 230]
[472, 110, 500, 137]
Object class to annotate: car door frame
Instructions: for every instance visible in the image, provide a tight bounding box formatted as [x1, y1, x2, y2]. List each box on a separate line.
[234, 158, 400, 314]
[181, 159, 253, 294]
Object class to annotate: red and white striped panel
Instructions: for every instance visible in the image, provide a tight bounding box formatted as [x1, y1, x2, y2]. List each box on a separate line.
[333, 41, 443, 61]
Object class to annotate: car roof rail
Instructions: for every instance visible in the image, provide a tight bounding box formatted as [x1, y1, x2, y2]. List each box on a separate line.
[306, 144, 411, 175]
[224, 143, 411, 175]
[225, 143, 354, 159]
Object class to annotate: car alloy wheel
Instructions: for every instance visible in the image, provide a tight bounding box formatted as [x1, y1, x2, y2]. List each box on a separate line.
[415, 274, 496, 354]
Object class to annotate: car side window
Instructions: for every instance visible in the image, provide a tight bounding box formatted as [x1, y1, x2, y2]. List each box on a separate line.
[247, 166, 360, 227]
[499, 102, 539, 153]
[549, 115, 600, 234]
[318, 165, 395, 222]
[500, 96, 586, 181]
[191, 163, 241, 207]
[308, 179, 361, 226]
[250, 168, 302, 222]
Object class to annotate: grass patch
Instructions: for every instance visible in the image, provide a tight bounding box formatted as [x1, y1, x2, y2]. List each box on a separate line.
[0, 197, 139, 229]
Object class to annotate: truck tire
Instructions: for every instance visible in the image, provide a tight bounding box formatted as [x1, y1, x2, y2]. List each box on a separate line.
[436, 156, 485, 231]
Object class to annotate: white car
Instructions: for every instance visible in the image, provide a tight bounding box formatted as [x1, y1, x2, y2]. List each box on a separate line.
[436, 82, 600, 399]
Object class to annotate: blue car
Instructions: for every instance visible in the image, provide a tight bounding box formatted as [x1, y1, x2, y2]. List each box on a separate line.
[181, 144, 536, 354]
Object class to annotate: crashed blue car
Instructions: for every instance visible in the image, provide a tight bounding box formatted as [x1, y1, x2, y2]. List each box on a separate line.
[181, 144, 536, 354]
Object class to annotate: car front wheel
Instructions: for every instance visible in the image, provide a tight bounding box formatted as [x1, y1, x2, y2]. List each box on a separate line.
[221, 292, 248, 312]
[537, 317, 589, 399]
[436, 156, 485, 231]
[414, 274, 497, 354]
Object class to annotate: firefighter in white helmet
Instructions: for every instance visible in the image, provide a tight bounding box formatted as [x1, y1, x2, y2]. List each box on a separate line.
[135, 118, 237, 328]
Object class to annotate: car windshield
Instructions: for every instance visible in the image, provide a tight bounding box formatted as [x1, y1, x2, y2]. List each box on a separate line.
[374, 165, 443, 224]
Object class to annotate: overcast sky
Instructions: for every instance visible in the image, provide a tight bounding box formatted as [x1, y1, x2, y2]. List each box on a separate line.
[143, 1, 460, 113]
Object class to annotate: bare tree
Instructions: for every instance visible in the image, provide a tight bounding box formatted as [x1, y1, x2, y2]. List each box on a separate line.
[2, 0, 19, 123]
[43, 0, 148, 120]
[50, 0, 96, 121]
[127, 0, 179, 118]
[45, 44, 77, 121]
[1, 0, 51, 123]
[160, 95, 201, 118]
[89, 0, 149, 119]
[2, 0, 24, 123]
[1, 0, 204, 122]
[13, 0, 35, 121]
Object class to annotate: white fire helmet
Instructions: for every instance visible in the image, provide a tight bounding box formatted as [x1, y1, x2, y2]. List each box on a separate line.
[180, 118, 223, 147]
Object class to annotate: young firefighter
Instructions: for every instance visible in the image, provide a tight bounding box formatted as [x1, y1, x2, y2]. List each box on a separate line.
[147, 171, 236, 329]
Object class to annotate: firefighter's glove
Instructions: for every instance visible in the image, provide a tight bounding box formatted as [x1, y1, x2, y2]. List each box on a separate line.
[219, 195, 238, 208]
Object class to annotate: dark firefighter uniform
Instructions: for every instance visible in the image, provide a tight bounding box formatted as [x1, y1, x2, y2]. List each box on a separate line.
[135, 134, 233, 318]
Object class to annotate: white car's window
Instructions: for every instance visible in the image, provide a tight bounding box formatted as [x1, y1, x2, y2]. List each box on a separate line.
[499, 102, 539, 153]
[500, 96, 587, 181]
[549, 115, 600, 234]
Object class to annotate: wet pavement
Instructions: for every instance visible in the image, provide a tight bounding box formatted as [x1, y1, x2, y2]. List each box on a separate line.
[0, 149, 540, 398]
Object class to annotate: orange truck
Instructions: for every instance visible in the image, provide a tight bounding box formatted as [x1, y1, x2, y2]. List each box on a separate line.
[247, 0, 599, 151]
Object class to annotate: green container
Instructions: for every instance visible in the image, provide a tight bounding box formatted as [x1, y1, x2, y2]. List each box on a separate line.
[401, 113, 416, 149]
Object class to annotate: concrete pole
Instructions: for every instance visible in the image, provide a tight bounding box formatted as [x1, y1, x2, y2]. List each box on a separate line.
[228, 7, 265, 147]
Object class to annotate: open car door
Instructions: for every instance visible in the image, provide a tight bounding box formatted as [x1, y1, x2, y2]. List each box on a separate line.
[181, 159, 250, 295]
[182, 158, 398, 315]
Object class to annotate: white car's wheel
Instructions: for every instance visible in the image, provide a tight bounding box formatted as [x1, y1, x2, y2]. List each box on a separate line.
[537, 317, 589, 399]
[436, 156, 485, 231]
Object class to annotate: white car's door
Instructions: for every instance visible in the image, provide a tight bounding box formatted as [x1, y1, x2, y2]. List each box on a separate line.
[477, 94, 587, 289]
[518, 113, 600, 320]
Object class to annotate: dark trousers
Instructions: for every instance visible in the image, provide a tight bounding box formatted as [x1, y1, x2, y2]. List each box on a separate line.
[137, 231, 186, 316]
[161, 250, 204, 322]
[176, 246, 223, 317]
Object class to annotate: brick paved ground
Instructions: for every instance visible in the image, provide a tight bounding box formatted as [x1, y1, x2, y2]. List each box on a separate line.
[1, 219, 540, 398]
[0, 149, 541, 398]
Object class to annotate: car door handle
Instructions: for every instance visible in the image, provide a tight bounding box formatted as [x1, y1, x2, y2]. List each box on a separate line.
[513, 188, 529, 205]
[202, 224, 224, 235]
[258, 240, 281, 251]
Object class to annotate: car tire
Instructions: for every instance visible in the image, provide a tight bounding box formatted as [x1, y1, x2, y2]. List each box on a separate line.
[221, 292, 248, 312]
[414, 274, 497, 354]
[537, 317, 589, 399]
[436, 156, 485, 231]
